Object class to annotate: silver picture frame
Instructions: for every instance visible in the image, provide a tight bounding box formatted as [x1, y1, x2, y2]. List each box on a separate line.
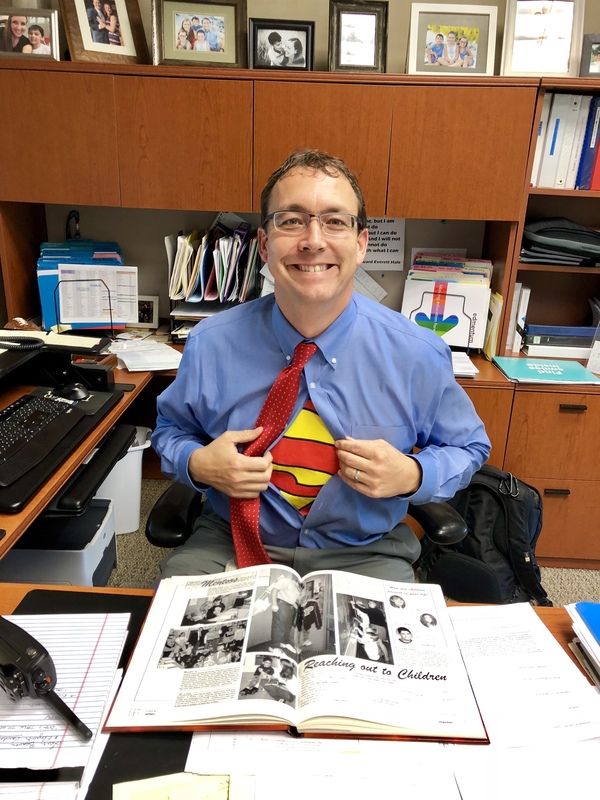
[500, 0, 585, 78]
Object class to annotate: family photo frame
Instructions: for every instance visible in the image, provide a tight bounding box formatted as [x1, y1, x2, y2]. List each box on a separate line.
[328, 1, 388, 73]
[501, 0, 585, 77]
[131, 295, 159, 328]
[59, 0, 148, 63]
[152, 0, 246, 67]
[248, 18, 314, 70]
[408, 3, 497, 76]
[0, 8, 59, 60]
[580, 34, 600, 77]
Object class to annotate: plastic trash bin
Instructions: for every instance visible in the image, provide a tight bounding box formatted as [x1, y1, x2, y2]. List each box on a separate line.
[95, 426, 152, 534]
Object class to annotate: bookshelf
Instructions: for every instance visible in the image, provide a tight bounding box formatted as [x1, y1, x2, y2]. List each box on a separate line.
[1, 61, 600, 567]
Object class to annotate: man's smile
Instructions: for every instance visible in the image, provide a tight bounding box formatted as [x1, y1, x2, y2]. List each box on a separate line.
[291, 264, 333, 272]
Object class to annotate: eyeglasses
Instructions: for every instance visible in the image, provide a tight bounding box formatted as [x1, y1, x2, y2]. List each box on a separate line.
[263, 211, 362, 237]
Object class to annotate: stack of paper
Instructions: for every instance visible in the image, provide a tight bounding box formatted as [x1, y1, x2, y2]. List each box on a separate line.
[109, 340, 183, 372]
[401, 252, 493, 349]
[0, 614, 130, 800]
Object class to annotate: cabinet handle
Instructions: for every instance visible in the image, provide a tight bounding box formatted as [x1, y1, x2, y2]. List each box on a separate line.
[558, 404, 587, 412]
[543, 488, 571, 496]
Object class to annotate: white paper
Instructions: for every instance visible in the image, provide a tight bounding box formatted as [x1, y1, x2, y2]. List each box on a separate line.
[187, 730, 461, 799]
[362, 218, 405, 271]
[57, 264, 138, 324]
[0, 614, 129, 769]
[449, 603, 600, 747]
[110, 341, 183, 372]
[587, 340, 600, 375]
[451, 740, 600, 800]
[353, 266, 387, 302]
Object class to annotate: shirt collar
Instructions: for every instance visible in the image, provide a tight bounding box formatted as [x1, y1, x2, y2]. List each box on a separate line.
[271, 295, 357, 369]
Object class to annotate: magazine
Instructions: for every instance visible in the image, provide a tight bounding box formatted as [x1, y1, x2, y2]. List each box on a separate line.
[105, 565, 488, 743]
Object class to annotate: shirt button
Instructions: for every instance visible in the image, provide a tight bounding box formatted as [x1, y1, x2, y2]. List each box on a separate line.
[309, 382, 316, 389]
[332, 357, 337, 364]
[286, 355, 291, 361]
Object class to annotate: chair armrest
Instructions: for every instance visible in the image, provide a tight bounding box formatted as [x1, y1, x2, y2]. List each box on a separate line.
[408, 501, 467, 546]
[145, 482, 204, 547]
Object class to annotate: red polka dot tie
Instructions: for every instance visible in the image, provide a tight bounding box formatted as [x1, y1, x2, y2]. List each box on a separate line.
[230, 341, 318, 568]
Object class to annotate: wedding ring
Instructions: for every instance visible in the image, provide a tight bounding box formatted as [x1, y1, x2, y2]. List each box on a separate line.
[353, 469, 361, 482]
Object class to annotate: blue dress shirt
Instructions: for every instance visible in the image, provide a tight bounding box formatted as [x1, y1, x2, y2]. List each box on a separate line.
[152, 293, 490, 549]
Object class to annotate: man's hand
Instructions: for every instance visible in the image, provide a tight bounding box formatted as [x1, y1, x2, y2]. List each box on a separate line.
[188, 428, 273, 498]
[335, 437, 422, 498]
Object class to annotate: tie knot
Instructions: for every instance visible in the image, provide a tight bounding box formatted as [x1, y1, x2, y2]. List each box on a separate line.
[292, 341, 318, 370]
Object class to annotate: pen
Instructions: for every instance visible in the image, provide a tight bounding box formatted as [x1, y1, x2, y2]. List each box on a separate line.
[42, 688, 93, 741]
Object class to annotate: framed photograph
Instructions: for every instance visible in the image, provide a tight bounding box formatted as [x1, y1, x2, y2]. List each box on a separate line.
[130, 295, 159, 329]
[408, 3, 497, 76]
[59, 0, 149, 63]
[579, 33, 600, 78]
[500, 0, 584, 78]
[0, 8, 59, 60]
[248, 18, 314, 70]
[152, 0, 246, 67]
[328, 1, 388, 73]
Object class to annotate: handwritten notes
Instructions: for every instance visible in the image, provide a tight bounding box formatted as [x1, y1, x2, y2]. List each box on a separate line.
[0, 613, 129, 769]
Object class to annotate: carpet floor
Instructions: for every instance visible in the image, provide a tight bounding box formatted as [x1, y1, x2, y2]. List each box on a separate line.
[109, 480, 600, 607]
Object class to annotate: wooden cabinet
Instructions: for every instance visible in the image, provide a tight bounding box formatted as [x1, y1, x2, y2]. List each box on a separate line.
[504, 387, 600, 567]
[115, 76, 253, 211]
[387, 85, 538, 221]
[253, 81, 394, 216]
[0, 70, 120, 206]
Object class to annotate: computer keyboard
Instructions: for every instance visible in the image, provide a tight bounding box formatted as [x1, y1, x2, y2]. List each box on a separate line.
[0, 395, 85, 487]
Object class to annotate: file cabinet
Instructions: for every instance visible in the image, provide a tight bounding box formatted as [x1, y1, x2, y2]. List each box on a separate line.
[504, 387, 600, 566]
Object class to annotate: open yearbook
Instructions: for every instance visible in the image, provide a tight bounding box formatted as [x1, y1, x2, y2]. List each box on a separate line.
[105, 565, 488, 743]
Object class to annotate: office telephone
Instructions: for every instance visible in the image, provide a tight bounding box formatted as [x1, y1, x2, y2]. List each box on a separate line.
[0, 615, 92, 739]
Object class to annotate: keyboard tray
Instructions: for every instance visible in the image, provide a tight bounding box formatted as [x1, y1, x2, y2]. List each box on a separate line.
[0, 388, 124, 514]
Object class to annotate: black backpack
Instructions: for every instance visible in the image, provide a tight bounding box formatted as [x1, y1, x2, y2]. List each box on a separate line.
[418, 465, 552, 606]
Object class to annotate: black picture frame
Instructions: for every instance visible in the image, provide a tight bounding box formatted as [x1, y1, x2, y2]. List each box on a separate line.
[248, 17, 314, 70]
[152, 0, 246, 67]
[580, 33, 600, 78]
[328, 0, 388, 73]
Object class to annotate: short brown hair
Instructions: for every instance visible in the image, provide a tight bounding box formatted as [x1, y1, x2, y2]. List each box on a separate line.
[260, 149, 367, 230]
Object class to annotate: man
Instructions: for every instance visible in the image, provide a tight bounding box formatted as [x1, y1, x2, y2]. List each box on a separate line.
[266, 31, 286, 66]
[201, 16, 222, 51]
[87, 0, 108, 44]
[152, 148, 490, 581]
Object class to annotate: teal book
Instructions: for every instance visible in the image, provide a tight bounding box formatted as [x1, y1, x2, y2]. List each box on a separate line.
[492, 356, 600, 385]
[574, 602, 600, 647]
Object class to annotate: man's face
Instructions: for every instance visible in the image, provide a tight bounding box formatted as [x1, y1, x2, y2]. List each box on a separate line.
[93, 0, 101, 10]
[202, 18, 211, 31]
[258, 167, 368, 321]
[28, 28, 42, 46]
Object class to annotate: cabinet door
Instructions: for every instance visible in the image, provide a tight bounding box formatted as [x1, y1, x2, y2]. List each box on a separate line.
[253, 82, 394, 217]
[462, 386, 512, 469]
[115, 76, 252, 210]
[504, 391, 600, 480]
[387, 86, 537, 220]
[532, 479, 600, 563]
[0, 70, 120, 205]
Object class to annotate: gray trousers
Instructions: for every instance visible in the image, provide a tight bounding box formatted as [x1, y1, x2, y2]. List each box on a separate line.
[160, 502, 421, 582]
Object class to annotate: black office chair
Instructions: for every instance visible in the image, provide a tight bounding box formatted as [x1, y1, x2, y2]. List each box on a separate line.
[145, 482, 468, 573]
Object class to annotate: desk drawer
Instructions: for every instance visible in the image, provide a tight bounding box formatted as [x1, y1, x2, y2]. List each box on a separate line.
[532, 478, 600, 561]
[505, 391, 600, 480]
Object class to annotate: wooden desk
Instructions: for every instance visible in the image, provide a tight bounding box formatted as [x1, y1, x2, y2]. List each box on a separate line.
[0, 369, 152, 558]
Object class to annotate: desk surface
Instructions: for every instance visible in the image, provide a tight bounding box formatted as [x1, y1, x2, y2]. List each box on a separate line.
[0, 369, 152, 558]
